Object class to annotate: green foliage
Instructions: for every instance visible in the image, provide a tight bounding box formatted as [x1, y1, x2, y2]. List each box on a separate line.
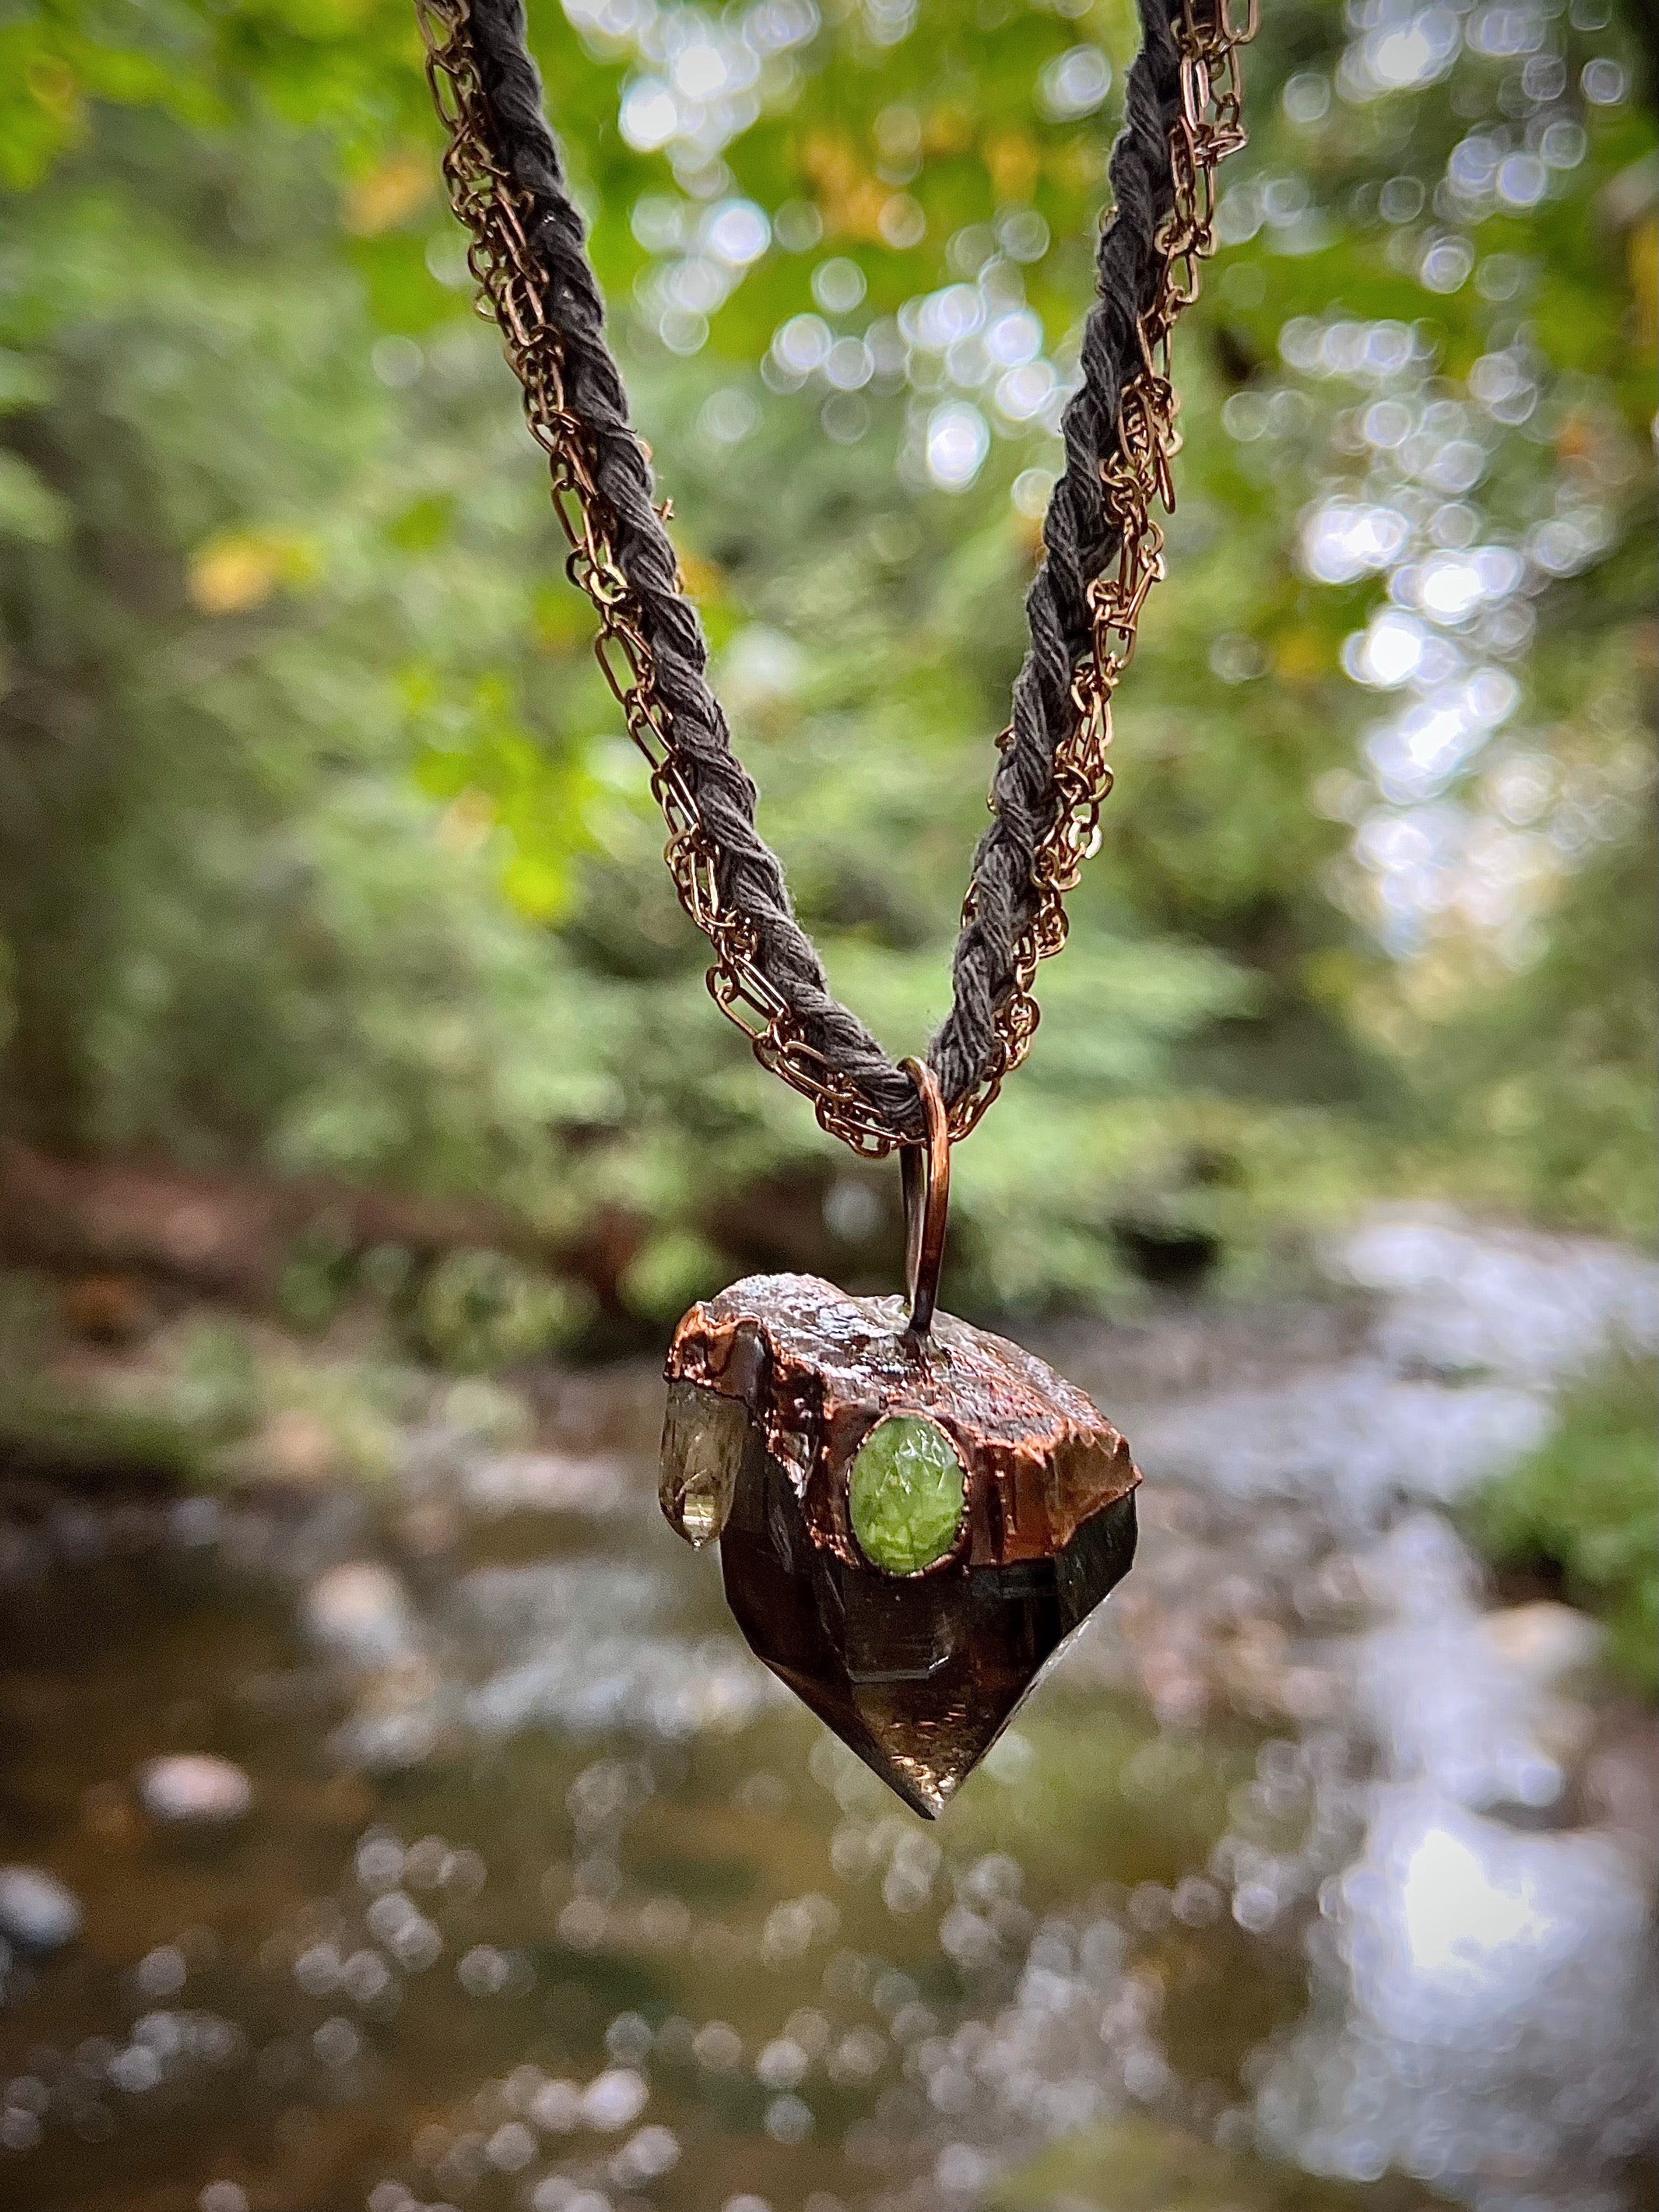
[0, 0, 1653, 1328]
[0, 101, 605, 1209]
[1463, 1356, 1659, 1693]
[0, 1273, 464, 1484]
[1424, 829, 1658, 1237]
[0, 1294, 259, 1484]
[413, 1247, 591, 1369]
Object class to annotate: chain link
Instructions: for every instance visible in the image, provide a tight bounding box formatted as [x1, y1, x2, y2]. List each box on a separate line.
[416, 0, 1253, 1157]
[940, 0, 1258, 1141]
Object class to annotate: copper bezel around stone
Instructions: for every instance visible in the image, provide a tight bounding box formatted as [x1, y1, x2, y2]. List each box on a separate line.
[847, 1409, 970, 1579]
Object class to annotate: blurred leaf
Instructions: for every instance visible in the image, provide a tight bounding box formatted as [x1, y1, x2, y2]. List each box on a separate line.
[0, 448, 66, 542]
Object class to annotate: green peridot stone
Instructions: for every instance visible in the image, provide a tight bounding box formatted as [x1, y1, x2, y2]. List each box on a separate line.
[849, 1414, 965, 1576]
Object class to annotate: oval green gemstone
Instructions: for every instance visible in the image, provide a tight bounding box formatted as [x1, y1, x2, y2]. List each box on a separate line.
[849, 1414, 965, 1576]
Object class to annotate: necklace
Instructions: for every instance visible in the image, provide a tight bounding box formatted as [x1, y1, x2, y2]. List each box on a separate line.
[419, 0, 1254, 1814]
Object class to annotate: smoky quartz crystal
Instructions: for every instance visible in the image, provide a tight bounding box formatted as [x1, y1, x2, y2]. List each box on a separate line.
[661, 1272, 1139, 1817]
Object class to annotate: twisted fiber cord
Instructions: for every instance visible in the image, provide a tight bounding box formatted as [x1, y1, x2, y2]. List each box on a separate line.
[933, 0, 1182, 1101]
[466, 0, 1184, 1140]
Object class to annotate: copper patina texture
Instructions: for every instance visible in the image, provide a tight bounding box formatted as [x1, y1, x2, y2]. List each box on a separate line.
[666, 1272, 1138, 1570]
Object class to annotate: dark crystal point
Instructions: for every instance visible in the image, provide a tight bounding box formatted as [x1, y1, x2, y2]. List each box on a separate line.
[661, 1273, 1140, 1817]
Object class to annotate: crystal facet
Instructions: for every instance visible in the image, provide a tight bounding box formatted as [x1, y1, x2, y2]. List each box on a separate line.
[849, 1415, 965, 1574]
[661, 1273, 1139, 1816]
[659, 1379, 745, 1547]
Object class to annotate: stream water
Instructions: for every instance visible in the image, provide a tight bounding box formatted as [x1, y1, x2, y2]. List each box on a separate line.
[1, 1211, 1653, 2212]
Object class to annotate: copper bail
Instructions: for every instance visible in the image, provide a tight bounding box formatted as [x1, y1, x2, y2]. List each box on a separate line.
[898, 1056, 950, 1337]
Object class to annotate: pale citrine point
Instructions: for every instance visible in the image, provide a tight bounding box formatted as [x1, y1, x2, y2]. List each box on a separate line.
[659, 1381, 744, 1547]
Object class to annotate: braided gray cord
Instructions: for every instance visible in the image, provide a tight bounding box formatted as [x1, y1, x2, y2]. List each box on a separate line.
[465, 0, 1186, 1140]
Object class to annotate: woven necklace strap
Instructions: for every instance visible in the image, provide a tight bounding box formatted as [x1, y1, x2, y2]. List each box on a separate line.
[417, 0, 1254, 1156]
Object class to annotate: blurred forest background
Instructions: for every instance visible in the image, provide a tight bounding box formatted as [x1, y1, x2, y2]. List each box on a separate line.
[1, 22, 1657, 2209]
[0, 0, 1653, 1350]
[0, 16, 1656, 2200]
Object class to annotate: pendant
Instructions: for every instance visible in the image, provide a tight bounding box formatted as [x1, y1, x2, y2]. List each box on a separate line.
[659, 1061, 1140, 1816]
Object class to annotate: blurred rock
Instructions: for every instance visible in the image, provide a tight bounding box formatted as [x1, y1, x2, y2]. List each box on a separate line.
[436, 1378, 536, 1449]
[394, 1421, 475, 1489]
[220, 1398, 398, 1491]
[168, 1495, 224, 1550]
[0, 1865, 83, 1952]
[138, 1753, 254, 1825]
[250, 1408, 339, 1486]
[1477, 1600, 1603, 1686]
[60, 1272, 151, 1345]
[302, 1562, 417, 1667]
[392, 1498, 463, 1560]
[462, 1451, 631, 1518]
[329, 1657, 450, 1774]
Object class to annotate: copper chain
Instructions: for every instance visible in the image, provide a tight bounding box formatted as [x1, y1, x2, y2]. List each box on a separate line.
[416, 0, 1254, 1159]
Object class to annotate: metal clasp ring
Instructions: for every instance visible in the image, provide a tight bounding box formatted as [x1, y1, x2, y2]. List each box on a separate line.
[898, 1056, 950, 1337]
